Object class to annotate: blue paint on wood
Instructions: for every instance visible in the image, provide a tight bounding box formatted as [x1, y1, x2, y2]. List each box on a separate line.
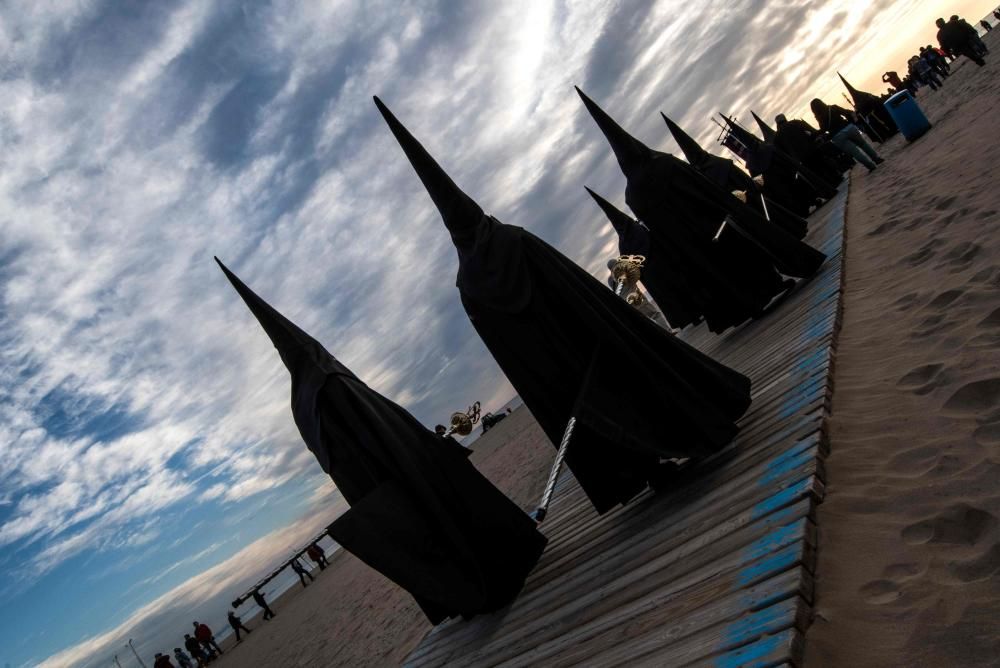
[721, 599, 797, 650]
[743, 519, 805, 562]
[750, 477, 813, 520]
[713, 631, 788, 668]
[737, 542, 801, 587]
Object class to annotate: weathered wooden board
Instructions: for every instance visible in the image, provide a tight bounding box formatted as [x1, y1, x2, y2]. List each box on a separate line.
[404, 184, 848, 667]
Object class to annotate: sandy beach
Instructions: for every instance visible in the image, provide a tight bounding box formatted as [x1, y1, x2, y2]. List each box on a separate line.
[210, 32, 999, 668]
[804, 30, 1000, 668]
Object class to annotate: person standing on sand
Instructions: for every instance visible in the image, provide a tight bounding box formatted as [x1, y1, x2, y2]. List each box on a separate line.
[183, 634, 206, 666]
[193, 621, 223, 657]
[306, 543, 329, 570]
[153, 653, 175, 668]
[291, 557, 314, 587]
[810, 99, 884, 173]
[227, 609, 252, 640]
[937, 17, 987, 66]
[173, 647, 195, 668]
[251, 589, 276, 620]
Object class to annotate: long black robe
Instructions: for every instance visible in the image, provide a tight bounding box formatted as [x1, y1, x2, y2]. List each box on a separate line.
[719, 115, 838, 213]
[215, 259, 546, 624]
[374, 96, 752, 514]
[585, 186, 704, 329]
[663, 114, 808, 240]
[578, 89, 826, 333]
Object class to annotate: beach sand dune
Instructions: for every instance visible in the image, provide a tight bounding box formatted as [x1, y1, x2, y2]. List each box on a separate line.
[805, 30, 1000, 668]
[210, 406, 554, 667]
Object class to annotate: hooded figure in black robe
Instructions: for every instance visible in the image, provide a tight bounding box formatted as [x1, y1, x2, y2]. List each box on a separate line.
[751, 110, 777, 143]
[575, 89, 826, 332]
[374, 96, 752, 514]
[663, 114, 808, 240]
[838, 73, 898, 141]
[719, 114, 837, 216]
[215, 259, 547, 624]
[584, 186, 704, 329]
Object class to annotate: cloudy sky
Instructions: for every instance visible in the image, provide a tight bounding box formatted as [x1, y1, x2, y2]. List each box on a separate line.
[1, 1, 994, 666]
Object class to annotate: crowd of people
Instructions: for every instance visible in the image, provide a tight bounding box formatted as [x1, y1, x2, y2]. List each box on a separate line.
[883, 13, 990, 95]
[145, 543, 330, 666]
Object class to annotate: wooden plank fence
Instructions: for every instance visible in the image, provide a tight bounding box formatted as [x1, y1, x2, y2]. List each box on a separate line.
[404, 182, 849, 667]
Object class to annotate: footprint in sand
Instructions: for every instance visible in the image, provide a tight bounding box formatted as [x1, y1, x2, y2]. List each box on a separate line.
[942, 378, 1000, 415]
[896, 363, 948, 395]
[972, 422, 1000, 446]
[858, 579, 902, 605]
[926, 290, 964, 310]
[892, 292, 925, 311]
[883, 562, 922, 579]
[936, 241, 982, 272]
[868, 218, 902, 237]
[910, 314, 952, 339]
[948, 543, 1000, 582]
[901, 503, 998, 546]
[902, 244, 938, 268]
[932, 195, 958, 212]
[977, 307, 1000, 329]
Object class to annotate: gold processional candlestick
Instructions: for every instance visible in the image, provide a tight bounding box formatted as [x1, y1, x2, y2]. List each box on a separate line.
[445, 401, 481, 437]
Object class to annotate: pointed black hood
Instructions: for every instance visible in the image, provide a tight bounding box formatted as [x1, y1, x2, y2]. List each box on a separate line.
[215, 257, 355, 380]
[662, 114, 747, 189]
[750, 110, 776, 142]
[584, 186, 635, 235]
[661, 113, 709, 167]
[373, 96, 484, 249]
[837, 72, 861, 104]
[575, 87, 652, 178]
[719, 114, 763, 148]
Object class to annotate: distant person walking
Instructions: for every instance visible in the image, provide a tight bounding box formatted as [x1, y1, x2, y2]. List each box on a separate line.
[810, 99, 884, 173]
[227, 609, 252, 641]
[982, 19, 993, 32]
[291, 557, 314, 587]
[183, 634, 207, 666]
[306, 543, 329, 570]
[193, 621, 223, 657]
[173, 647, 195, 668]
[252, 588, 276, 620]
[937, 17, 986, 66]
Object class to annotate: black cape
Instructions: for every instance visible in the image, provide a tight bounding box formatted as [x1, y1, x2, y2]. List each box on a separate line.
[838, 73, 899, 141]
[578, 89, 826, 333]
[215, 259, 546, 624]
[719, 114, 838, 215]
[374, 96, 752, 514]
[663, 114, 808, 240]
[585, 186, 704, 329]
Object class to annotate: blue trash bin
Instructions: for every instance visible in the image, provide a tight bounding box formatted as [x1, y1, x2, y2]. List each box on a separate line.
[884, 90, 931, 141]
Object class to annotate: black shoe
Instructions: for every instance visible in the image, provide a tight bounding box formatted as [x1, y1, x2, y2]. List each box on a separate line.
[873, 156, 885, 164]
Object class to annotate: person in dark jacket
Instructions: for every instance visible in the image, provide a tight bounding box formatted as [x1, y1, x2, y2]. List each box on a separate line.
[251, 589, 275, 620]
[810, 99, 883, 172]
[227, 609, 252, 641]
[291, 557, 314, 587]
[937, 17, 986, 65]
[183, 634, 206, 665]
[193, 621, 223, 657]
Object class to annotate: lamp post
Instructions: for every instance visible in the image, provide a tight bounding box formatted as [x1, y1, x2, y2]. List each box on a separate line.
[126, 639, 147, 668]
